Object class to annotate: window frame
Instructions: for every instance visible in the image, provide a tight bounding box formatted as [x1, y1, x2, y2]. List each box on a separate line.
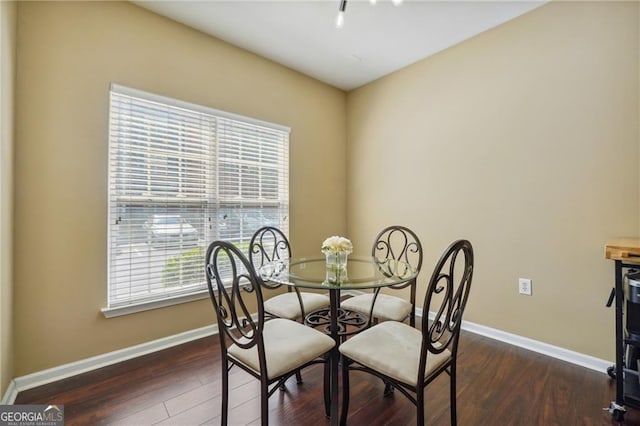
[103, 84, 290, 318]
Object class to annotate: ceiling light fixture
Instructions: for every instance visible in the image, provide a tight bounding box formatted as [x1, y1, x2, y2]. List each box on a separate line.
[336, 0, 347, 28]
[336, 0, 403, 28]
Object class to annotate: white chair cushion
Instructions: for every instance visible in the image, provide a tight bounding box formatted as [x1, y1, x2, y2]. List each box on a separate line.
[339, 321, 450, 387]
[228, 318, 335, 380]
[264, 292, 330, 320]
[340, 293, 411, 322]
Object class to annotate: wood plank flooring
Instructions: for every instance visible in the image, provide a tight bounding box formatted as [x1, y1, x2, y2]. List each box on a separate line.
[15, 329, 636, 425]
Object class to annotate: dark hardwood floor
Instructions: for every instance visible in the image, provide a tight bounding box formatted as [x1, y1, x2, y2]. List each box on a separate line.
[14, 329, 636, 425]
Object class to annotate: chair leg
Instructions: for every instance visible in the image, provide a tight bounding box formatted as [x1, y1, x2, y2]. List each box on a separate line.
[261, 379, 269, 426]
[295, 369, 303, 384]
[450, 364, 457, 426]
[221, 359, 229, 426]
[383, 380, 395, 397]
[323, 358, 331, 418]
[340, 358, 350, 426]
[417, 387, 425, 426]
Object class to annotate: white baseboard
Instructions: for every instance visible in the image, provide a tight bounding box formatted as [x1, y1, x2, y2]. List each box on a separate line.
[418, 307, 611, 374]
[2, 302, 612, 405]
[346, 290, 611, 373]
[1, 380, 17, 404]
[10, 324, 217, 398]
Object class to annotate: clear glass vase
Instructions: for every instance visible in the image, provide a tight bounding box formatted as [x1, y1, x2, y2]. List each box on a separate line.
[325, 251, 349, 284]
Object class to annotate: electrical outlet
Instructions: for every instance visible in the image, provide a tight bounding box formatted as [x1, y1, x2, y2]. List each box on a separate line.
[518, 278, 532, 296]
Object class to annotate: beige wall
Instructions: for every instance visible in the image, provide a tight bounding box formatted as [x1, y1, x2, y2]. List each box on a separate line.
[0, 0, 16, 395]
[14, 1, 346, 376]
[11, 0, 639, 379]
[346, 1, 639, 360]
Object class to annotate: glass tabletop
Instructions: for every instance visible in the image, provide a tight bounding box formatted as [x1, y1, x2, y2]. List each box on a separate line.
[259, 256, 417, 290]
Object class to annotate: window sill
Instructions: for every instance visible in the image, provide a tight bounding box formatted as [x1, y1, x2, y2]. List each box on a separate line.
[102, 290, 210, 318]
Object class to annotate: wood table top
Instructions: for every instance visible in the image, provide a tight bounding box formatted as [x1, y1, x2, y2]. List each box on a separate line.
[605, 238, 640, 263]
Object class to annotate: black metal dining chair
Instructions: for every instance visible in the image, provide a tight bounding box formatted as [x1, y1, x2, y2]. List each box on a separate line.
[339, 239, 474, 426]
[249, 226, 330, 322]
[205, 240, 335, 426]
[340, 225, 423, 327]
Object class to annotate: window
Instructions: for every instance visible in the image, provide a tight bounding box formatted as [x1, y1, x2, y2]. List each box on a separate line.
[105, 84, 289, 315]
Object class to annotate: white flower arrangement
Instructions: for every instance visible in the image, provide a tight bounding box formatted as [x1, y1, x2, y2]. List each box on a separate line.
[321, 236, 353, 254]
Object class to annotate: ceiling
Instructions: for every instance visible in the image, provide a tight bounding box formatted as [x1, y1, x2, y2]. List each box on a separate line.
[133, 0, 546, 91]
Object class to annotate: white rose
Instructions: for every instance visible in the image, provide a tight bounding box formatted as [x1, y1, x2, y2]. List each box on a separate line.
[322, 236, 353, 254]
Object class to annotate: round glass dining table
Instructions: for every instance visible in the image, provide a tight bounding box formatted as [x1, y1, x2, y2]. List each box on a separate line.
[266, 255, 416, 288]
[259, 256, 418, 426]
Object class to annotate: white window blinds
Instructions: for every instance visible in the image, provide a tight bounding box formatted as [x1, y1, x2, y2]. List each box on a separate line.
[107, 84, 289, 310]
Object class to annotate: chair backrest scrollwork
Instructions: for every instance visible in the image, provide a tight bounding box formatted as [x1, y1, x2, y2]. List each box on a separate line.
[206, 240, 265, 350]
[249, 227, 292, 290]
[420, 239, 474, 365]
[372, 225, 423, 288]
